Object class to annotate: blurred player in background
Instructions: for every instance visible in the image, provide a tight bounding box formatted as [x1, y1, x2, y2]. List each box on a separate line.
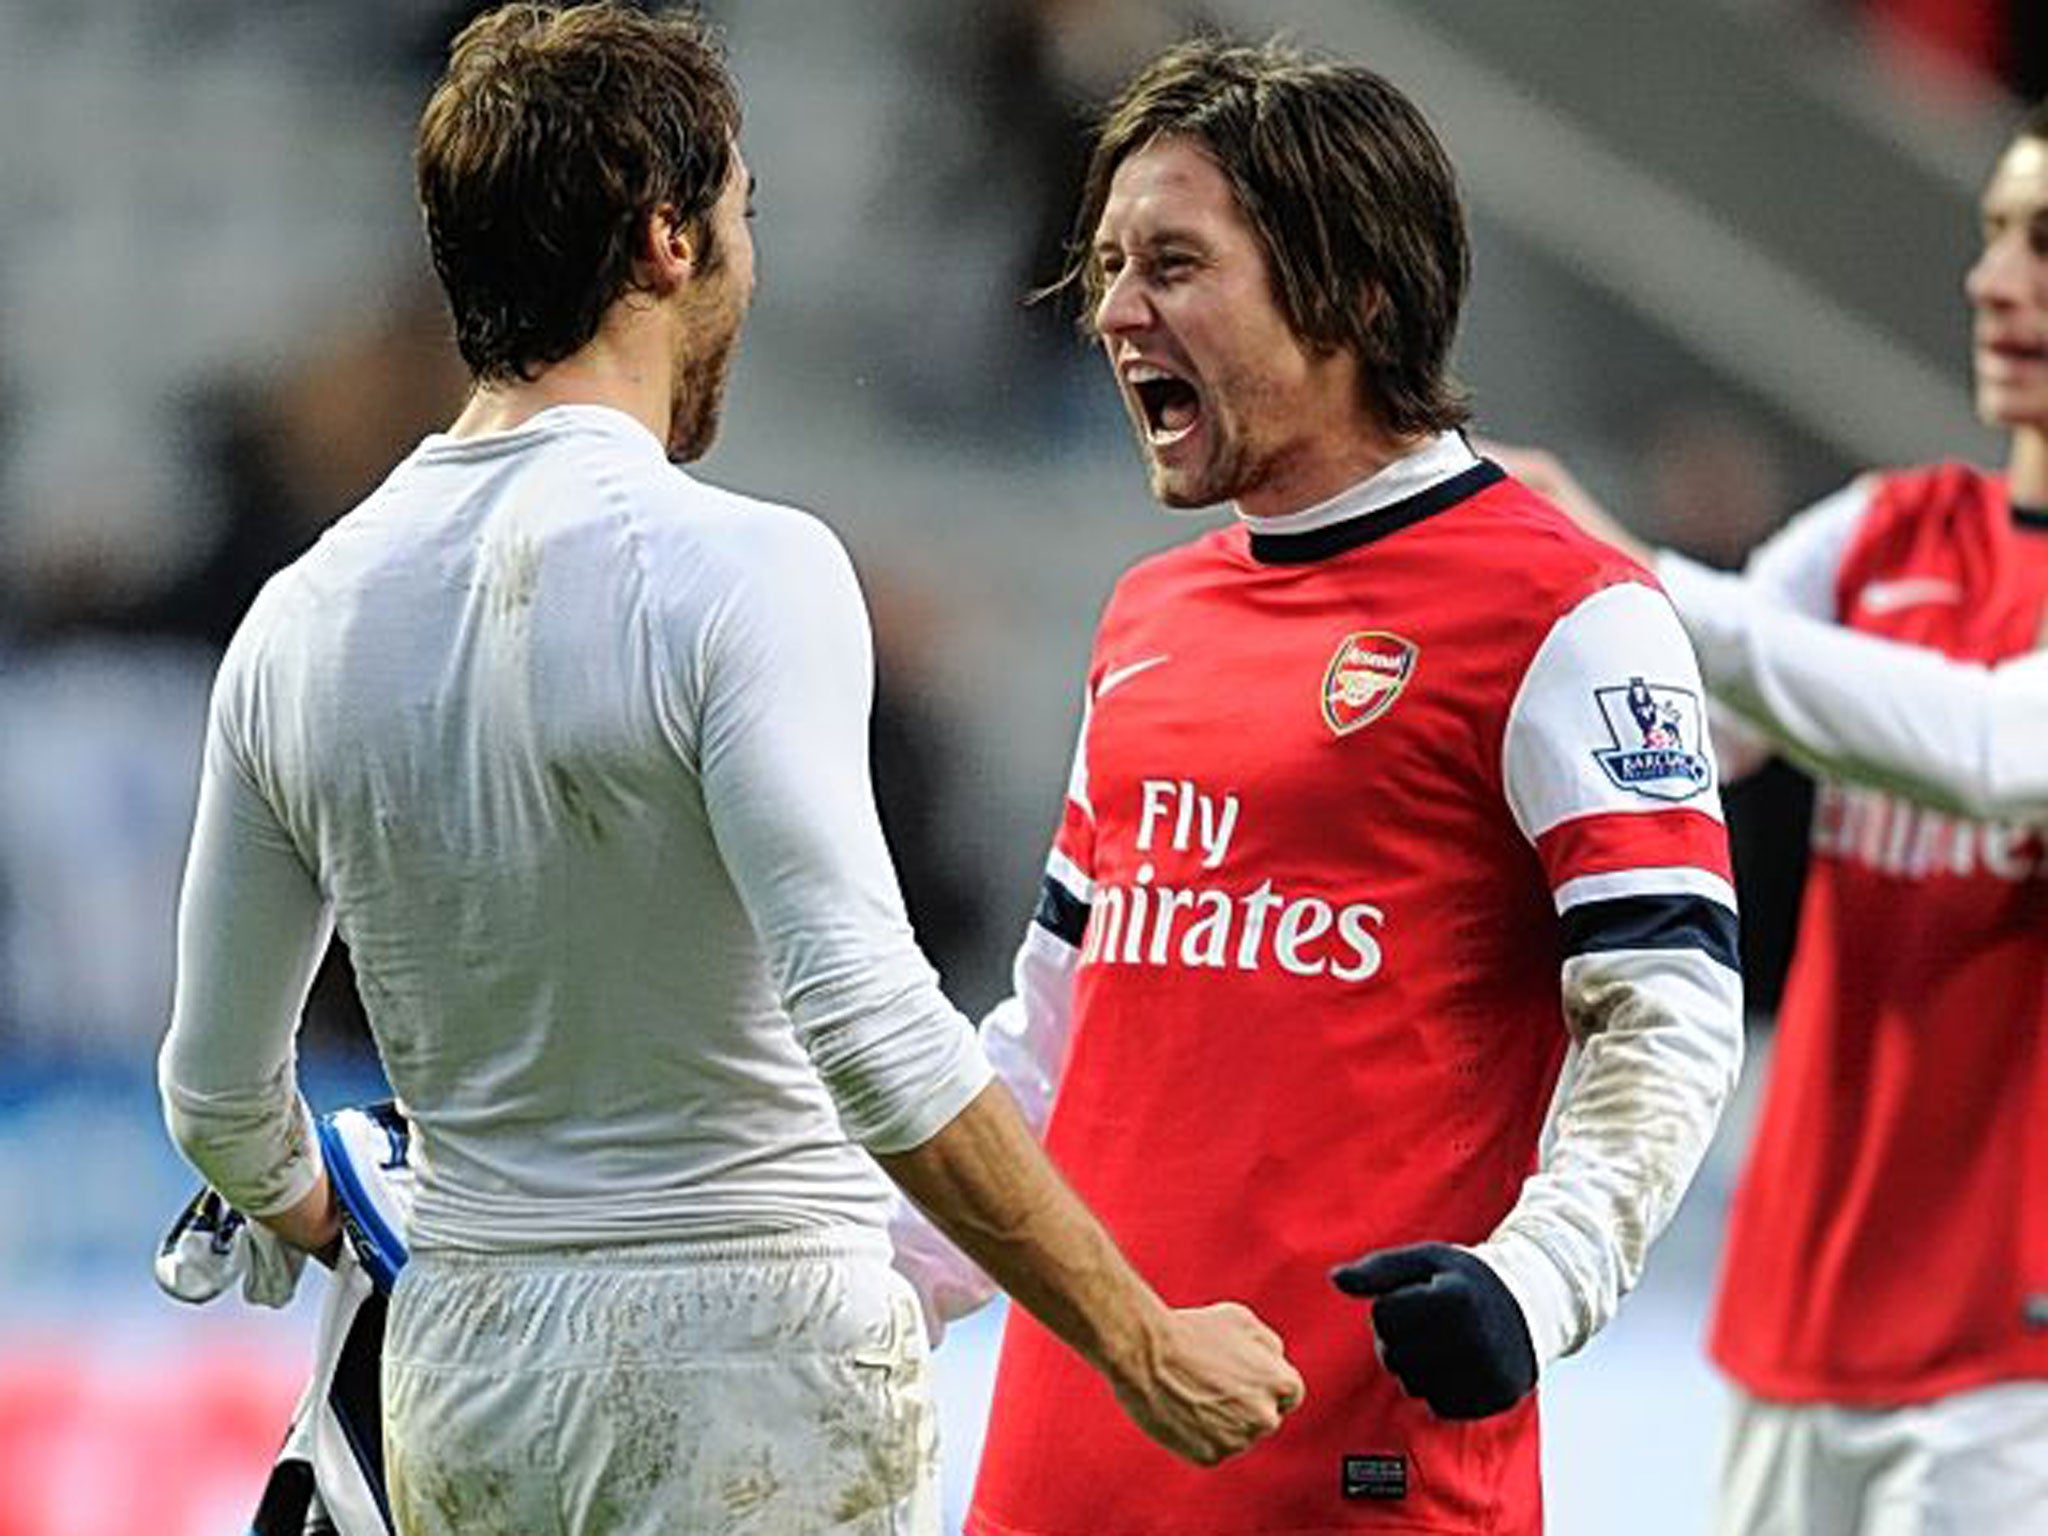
[1492, 98, 2048, 1536]
[156, 6, 1303, 1533]
[892, 37, 1744, 1536]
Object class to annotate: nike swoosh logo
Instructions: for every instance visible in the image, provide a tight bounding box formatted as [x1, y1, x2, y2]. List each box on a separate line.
[1096, 654, 1170, 699]
[1856, 577, 1963, 615]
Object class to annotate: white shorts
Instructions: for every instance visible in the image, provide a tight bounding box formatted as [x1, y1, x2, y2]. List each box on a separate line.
[1716, 1380, 2048, 1536]
[383, 1229, 938, 1535]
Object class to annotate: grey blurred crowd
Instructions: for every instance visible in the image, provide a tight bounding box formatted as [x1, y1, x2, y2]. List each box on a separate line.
[0, 0, 2038, 1074]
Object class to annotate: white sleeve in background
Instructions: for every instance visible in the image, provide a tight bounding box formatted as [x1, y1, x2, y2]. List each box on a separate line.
[1660, 550, 2048, 824]
[979, 920, 1083, 1135]
[1735, 477, 1873, 616]
[696, 516, 990, 1156]
[1481, 581, 1745, 1368]
[158, 643, 334, 1219]
[889, 918, 1083, 1342]
[1692, 477, 1875, 783]
[890, 713, 1092, 1340]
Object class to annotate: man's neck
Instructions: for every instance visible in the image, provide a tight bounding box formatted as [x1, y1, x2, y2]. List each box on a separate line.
[2010, 430, 2048, 508]
[1233, 427, 1434, 522]
[448, 321, 671, 448]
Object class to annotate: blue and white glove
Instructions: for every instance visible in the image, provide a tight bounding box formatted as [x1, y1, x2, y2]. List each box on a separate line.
[155, 1101, 415, 1306]
[155, 1185, 306, 1308]
[157, 1102, 415, 1536]
[316, 1101, 413, 1294]
[1331, 1242, 1538, 1419]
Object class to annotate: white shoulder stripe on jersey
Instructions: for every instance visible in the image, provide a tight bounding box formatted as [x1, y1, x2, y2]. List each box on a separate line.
[1552, 865, 1737, 916]
[1045, 848, 1094, 904]
[1504, 580, 1727, 842]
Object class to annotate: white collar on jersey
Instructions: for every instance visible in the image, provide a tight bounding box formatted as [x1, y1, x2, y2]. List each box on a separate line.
[418, 402, 671, 460]
[1233, 431, 1480, 538]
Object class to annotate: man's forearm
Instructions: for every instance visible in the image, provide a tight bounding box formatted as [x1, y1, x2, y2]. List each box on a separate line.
[888, 1077, 1306, 1469]
[1484, 950, 1743, 1365]
[876, 1080, 1165, 1383]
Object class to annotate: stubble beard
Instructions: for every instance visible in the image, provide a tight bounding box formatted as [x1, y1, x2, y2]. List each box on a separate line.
[668, 331, 738, 464]
[1145, 413, 1255, 513]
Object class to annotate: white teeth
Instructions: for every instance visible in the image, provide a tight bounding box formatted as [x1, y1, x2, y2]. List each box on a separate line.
[1125, 363, 1173, 383]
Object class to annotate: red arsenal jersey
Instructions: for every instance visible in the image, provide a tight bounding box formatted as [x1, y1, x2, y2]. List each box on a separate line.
[969, 450, 1742, 1536]
[1711, 463, 2048, 1405]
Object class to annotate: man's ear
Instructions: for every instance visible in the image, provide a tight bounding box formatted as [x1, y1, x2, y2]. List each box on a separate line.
[640, 205, 696, 294]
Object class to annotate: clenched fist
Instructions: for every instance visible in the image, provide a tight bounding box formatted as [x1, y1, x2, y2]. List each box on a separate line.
[1112, 1301, 1307, 1466]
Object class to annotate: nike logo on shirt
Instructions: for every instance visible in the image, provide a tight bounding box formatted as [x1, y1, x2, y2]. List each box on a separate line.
[1097, 655, 1171, 699]
[1855, 577, 1963, 615]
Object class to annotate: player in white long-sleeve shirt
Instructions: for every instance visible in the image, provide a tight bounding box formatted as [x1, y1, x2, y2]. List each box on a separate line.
[157, 8, 1301, 1533]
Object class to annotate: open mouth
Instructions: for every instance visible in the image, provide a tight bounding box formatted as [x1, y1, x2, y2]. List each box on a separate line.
[1128, 364, 1202, 446]
[1983, 337, 2048, 366]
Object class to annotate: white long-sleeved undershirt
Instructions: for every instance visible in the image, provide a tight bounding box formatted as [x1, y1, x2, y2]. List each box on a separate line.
[161, 405, 990, 1251]
[1659, 547, 2048, 824]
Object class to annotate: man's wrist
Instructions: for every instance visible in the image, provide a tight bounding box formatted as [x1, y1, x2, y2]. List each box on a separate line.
[258, 1172, 342, 1256]
[1079, 1278, 1175, 1395]
[1469, 1231, 1582, 1369]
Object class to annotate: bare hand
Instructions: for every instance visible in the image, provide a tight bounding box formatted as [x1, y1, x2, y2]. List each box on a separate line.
[1478, 439, 1651, 562]
[1110, 1302, 1306, 1466]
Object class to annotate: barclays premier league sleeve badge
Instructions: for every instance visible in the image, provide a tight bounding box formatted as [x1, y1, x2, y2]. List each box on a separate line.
[1591, 677, 1712, 801]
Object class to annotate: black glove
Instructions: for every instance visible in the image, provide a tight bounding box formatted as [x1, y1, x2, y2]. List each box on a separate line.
[1330, 1242, 1537, 1419]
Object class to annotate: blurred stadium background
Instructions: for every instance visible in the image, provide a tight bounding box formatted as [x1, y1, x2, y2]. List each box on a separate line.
[0, 0, 2037, 1530]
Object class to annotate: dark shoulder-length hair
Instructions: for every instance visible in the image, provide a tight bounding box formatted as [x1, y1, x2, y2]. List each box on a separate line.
[1054, 36, 1471, 437]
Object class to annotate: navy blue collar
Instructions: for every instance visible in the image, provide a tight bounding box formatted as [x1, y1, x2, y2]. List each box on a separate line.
[1247, 460, 1506, 566]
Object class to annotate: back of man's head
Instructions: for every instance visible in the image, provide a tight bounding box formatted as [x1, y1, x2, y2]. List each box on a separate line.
[415, 2, 740, 385]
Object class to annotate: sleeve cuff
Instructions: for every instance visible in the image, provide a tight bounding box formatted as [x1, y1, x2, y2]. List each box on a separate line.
[161, 1082, 327, 1221]
[855, 1035, 997, 1157]
[1468, 1229, 1585, 1370]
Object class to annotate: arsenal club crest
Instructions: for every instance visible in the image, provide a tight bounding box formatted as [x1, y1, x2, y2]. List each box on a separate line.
[1321, 631, 1418, 736]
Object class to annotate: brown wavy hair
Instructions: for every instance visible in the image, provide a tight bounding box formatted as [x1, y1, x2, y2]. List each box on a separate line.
[415, 3, 740, 383]
[1052, 37, 1471, 437]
